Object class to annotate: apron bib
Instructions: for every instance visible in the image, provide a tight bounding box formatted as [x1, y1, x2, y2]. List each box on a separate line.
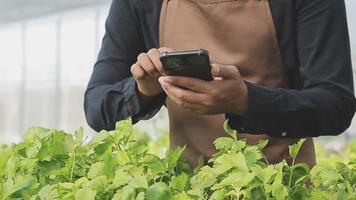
[159, 0, 316, 166]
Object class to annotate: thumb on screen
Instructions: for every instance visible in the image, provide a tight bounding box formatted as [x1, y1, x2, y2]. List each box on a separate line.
[211, 63, 240, 80]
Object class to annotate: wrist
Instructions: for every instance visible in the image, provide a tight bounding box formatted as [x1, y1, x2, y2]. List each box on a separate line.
[137, 81, 163, 97]
[136, 82, 164, 110]
[231, 81, 248, 115]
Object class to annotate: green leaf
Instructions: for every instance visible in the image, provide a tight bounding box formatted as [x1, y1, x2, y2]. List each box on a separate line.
[135, 192, 145, 200]
[170, 173, 189, 192]
[272, 183, 288, 200]
[249, 187, 266, 200]
[130, 174, 148, 189]
[38, 185, 59, 200]
[87, 162, 104, 179]
[193, 156, 204, 174]
[142, 154, 165, 175]
[173, 192, 191, 200]
[213, 137, 234, 151]
[214, 152, 248, 172]
[190, 166, 217, 190]
[257, 140, 268, 151]
[116, 150, 131, 166]
[289, 163, 310, 186]
[223, 120, 237, 140]
[82, 176, 107, 192]
[146, 182, 172, 200]
[166, 146, 185, 171]
[88, 130, 110, 148]
[231, 140, 247, 152]
[310, 164, 342, 187]
[75, 187, 96, 200]
[74, 128, 84, 145]
[2, 176, 32, 199]
[112, 169, 131, 188]
[209, 189, 228, 200]
[244, 146, 262, 167]
[310, 189, 328, 200]
[0, 145, 12, 176]
[289, 139, 306, 161]
[121, 185, 137, 200]
[252, 165, 274, 183]
[290, 185, 310, 200]
[211, 171, 254, 190]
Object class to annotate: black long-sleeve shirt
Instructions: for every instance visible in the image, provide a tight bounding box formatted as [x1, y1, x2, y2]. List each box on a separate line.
[84, 0, 355, 138]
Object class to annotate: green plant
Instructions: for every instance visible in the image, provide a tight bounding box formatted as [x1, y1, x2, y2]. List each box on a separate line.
[0, 119, 355, 200]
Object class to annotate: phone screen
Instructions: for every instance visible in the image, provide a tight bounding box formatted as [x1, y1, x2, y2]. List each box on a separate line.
[160, 49, 213, 81]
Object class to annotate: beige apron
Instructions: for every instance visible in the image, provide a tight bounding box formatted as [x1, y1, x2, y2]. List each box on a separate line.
[159, 0, 316, 167]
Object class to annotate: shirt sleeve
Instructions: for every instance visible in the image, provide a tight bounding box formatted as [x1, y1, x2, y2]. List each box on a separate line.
[226, 0, 356, 138]
[84, 0, 165, 132]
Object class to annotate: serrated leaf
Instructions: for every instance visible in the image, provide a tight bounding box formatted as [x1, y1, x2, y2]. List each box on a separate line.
[146, 182, 171, 200]
[75, 187, 96, 200]
[257, 140, 268, 151]
[290, 185, 310, 200]
[214, 152, 248, 172]
[211, 171, 254, 190]
[166, 146, 185, 171]
[173, 191, 191, 200]
[223, 120, 237, 140]
[190, 166, 217, 190]
[209, 189, 228, 200]
[271, 183, 288, 200]
[252, 165, 274, 183]
[170, 173, 189, 192]
[193, 156, 204, 174]
[244, 146, 262, 167]
[289, 139, 306, 161]
[135, 192, 145, 200]
[213, 137, 234, 151]
[87, 162, 104, 179]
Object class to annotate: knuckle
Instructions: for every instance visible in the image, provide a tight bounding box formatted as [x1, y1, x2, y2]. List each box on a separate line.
[147, 68, 158, 76]
[130, 64, 136, 73]
[177, 100, 185, 107]
[205, 99, 215, 107]
[210, 88, 219, 97]
[178, 93, 187, 101]
[137, 53, 146, 62]
[147, 48, 159, 55]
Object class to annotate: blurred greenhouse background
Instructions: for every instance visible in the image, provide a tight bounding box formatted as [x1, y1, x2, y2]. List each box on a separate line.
[0, 0, 355, 145]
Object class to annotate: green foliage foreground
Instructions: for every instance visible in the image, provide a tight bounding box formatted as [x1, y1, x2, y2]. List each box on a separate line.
[0, 119, 355, 200]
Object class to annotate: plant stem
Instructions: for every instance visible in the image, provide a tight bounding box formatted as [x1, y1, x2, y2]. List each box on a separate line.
[288, 159, 296, 188]
[70, 151, 76, 182]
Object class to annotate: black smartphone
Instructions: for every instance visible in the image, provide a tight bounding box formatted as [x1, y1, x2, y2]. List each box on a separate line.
[160, 49, 213, 81]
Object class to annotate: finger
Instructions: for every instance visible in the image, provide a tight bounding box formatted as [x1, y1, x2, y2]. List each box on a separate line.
[211, 63, 240, 79]
[147, 48, 164, 74]
[163, 86, 206, 113]
[137, 53, 160, 77]
[131, 63, 147, 81]
[159, 77, 207, 105]
[159, 47, 175, 53]
[162, 76, 211, 93]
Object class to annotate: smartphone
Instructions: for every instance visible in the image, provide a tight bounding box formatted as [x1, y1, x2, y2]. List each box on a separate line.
[160, 49, 213, 81]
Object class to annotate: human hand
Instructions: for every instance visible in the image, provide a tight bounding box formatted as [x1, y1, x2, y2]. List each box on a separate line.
[158, 64, 248, 115]
[131, 47, 174, 96]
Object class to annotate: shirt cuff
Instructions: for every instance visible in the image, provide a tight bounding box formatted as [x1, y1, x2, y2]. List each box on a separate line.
[127, 79, 166, 124]
[225, 81, 290, 138]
